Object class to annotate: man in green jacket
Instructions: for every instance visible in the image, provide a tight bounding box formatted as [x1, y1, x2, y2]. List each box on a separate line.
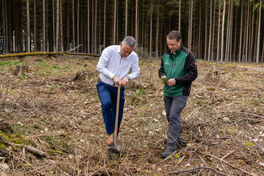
[158, 31, 198, 158]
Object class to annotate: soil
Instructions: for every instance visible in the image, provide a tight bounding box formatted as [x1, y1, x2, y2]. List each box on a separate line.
[0, 56, 263, 175]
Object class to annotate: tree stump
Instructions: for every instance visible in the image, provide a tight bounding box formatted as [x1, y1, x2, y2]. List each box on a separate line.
[14, 65, 29, 76]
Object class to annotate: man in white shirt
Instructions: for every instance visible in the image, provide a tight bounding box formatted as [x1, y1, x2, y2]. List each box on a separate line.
[96, 36, 140, 145]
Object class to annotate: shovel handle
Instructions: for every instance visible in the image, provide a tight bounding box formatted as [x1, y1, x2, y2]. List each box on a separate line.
[114, 85, 121, 147]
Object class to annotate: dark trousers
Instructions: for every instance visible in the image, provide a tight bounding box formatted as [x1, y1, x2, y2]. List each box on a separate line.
[164, 96, 188, 151]
[96, 81, 125, 135]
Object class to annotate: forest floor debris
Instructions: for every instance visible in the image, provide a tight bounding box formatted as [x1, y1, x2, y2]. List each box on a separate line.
[0, 56, 263, 175]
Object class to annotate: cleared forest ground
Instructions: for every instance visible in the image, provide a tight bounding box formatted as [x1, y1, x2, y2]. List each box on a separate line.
[0, 56, 263, 175]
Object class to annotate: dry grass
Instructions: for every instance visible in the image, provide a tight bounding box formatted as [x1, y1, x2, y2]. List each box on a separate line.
[0, 56, 263, 175]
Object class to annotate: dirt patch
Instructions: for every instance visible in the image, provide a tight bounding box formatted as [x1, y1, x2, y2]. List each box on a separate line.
[0, 57, 263, 175]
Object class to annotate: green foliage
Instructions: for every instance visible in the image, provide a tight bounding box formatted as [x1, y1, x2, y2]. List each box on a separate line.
[0, 130, 25, 145]
[0, 142, 6, 149]
[32, 123, 43, 130]
[174, 153, 180, 159]
[0, 60, 20, 67]
[48, 85, 59, 90]
[252, 99, 260, 106]
[137, 89, 146, 95]
[161, 76, 168, 84]
[18, 74, 26, 80]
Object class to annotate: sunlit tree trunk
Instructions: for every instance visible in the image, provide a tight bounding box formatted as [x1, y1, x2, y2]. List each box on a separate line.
[204, 1, 208, 60]
[220, 0, 226, 62]
[238, 1, 243, 62]
[207, 0, 213, 61]
[27, 0, 30, 52]
[256, 0, 262, 63]
[34, 0, 37, 51]
[188, 0, 193, 50]
[56, 0, 60, 51]
[149, 0, 153, 57]
[43, 0, 46, 51]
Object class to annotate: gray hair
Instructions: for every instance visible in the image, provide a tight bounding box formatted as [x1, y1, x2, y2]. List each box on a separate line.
[122, 36, 136, 48]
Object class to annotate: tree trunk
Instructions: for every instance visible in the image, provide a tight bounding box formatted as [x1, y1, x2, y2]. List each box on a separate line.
[149, 0, 153, 57]
[198, 1, 201, 58]
[27, 0, 30, 52]
[72, 0, 75, 51]
[53, 0, 56, 51]
[2, 0, 7, 53]
[155, 12, 159, 57]
[233, 5, 238, 60]
[94, 0, 97, 53]
[249, 0, 255, 62]
[34, 0, 37, 51]
[77, 0, 79, 52]
[135, 0, 139, 45]
[103, 0, 106, 48]
[116, 1, 119, 43]
[188, 0, 193, 50]
[56, 0, 60, 51]
[178, 0, 181, 32]
[87, 0, 90, 52]
[229, 0, 233, 61]
[256, 0, 261, 63]
[220, 0, 226, 62]
[225, 0, 231, 62]
[204, 0, 208, 60]
[207, 0, 213, 61]
[43, 0, 46, 51]
[217, 4, 221, 62]
[211, 0, 216, 61]
[66, 0, 70, 51]
[244, 0, 250, 62]
[113, 0, 117, 44]
[125, 0, 128, 36]
[60, 0, 63, 51]
[238, 1, 243, 62]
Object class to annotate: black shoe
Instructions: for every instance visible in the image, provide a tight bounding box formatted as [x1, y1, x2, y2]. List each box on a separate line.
[161, 149, 176, 159]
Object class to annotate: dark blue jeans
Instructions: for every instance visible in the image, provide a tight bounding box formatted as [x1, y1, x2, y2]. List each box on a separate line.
[164, 96, 188, 151]
[96, 81, 125, 135]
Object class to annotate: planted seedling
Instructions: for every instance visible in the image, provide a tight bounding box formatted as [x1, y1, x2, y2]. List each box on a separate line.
[161, 76, 168, 84]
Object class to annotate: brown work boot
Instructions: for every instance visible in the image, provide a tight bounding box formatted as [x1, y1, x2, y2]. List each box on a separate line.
[106, 133, 114, 145]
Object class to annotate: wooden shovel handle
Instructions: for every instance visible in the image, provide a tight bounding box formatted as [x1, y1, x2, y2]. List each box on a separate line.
[114, 85, 121, 147]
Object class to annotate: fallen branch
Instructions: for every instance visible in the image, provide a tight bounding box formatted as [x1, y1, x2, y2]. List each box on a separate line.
[203, 153, 255, 176]
[0, 137, 47, 157]
[0, 52, 100, 59]
[68, 44, 82, 52]
[168, 166, 227, 176]
[247, 136, 264, 154]
[23, 145, 47, 157]
[221, 150, 235, 160]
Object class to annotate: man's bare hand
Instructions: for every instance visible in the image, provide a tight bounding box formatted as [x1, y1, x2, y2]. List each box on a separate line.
[161, 76, 167, 79]
[167, 79, 176, 86]
[113, 75, 121, 85]
[121, 76, 129, 86]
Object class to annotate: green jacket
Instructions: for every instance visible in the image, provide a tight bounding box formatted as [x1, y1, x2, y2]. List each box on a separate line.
[158, 46, 198, 97]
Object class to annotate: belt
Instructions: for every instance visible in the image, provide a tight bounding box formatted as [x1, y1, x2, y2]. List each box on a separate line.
[98, 77, 118, 87]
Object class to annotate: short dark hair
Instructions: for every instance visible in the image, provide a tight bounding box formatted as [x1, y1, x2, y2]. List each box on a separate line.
[167, 31, 181, 41]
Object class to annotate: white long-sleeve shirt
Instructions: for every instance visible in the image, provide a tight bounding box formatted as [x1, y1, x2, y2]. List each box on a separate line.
[97, 45, 140, 86]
